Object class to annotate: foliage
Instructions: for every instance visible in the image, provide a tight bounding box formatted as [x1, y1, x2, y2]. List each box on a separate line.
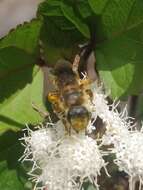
[0, 0, 143, 189]
[0, 131, 31, 190]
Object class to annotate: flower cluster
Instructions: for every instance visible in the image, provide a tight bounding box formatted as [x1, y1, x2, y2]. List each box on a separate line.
[20, 120, 106, 190]
[92, 85, 143, 190]
[20, 83, 143, 190]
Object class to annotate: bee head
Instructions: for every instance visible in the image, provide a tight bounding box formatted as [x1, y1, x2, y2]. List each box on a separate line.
[52, 60, 77, 86]
[53, 60, 74, 76]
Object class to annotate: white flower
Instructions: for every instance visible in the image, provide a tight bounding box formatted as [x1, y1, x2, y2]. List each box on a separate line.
[108, 130, 143, 190]
[20, 121, 64, 168]
[90, 84, 143, 190]
[20, 120, 106, 190]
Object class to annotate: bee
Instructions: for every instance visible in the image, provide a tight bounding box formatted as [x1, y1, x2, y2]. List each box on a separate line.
[48, 55, 93, 134]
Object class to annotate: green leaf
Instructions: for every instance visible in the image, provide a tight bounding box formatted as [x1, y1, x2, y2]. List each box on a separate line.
[38, 0, 87, 64]
[96, 23, 143, 98]
[38, 0, 63, 17]
[88, 0, 108, 14]
[40, 16, 85, 65]
[100, 0, 138, 38]
[39, 1, 75, 31]
[0, 48, 34, 102]
[126, 0, 143, 30]
[0, 19, 42, 54]
[95, 0, 143, 98]
[61, 2, 90, 38]
[0, 131, 28, 190]
[0, 65, 44, 132]
[0, 161, 24, 190]
[0, 19, 44, 132]
[76, 1, 93, 19]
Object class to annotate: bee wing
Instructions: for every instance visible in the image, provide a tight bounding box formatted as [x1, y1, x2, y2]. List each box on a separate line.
[41, 66, 57, 101]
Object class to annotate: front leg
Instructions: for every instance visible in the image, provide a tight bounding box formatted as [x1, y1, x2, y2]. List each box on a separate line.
[32, 102, 49, 119]
[62, 118, 72, 135]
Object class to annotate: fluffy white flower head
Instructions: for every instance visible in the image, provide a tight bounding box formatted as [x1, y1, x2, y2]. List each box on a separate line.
[20, 120, 106, 190]
[108, 129, 143, 190]
[90, 84, 143, 190]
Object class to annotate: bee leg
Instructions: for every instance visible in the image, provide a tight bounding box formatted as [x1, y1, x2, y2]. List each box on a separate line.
[62, 119, 71, 136]
[67, 125, 71, 136]
[62, 119, 67, 131]
[32, 102, 49, 119]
